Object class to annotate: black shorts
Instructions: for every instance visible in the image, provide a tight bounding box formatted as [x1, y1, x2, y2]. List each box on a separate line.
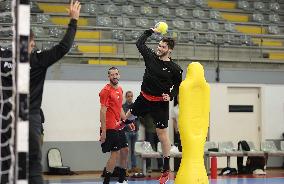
[101, 129, 128, 153]
[130, 94, 169, 129]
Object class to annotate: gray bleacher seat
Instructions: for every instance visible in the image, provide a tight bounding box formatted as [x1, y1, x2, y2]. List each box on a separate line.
[82, 3, 99, 15]
[245, 141, 265, 156]
[0, 0, 11, 11]
[240, 35, 252, 46]
[268, 25, 280, 34]
[116, 17, 132, 27]
[49, 27, 63, 38]
[194, 0, 206, 7]
[269, 13, 280, 23]
[136, 18, 150, 28]
[175, 8, 188, 18]
[96, 16, 113, 27]
[223, 34, 242, 45]
[252, 13, 264, 23]
[31, 1, 43, 13]
[172, 19, 186, 30]
[0, 41, 11, 50]
[95, 0, 110, 3]
[195, 33, 207, 44]
[158, 7, 171, 17]
[123, 31, 133, 41]
[208, 21, 220, 32]
[104, 4, 120, 15]
[204, 141, 226, 157]
[122, 5, 136, 15]
[112, 30, 124, 40]
[261, 141, 284, 156]
[219, 141, 244, 169]
[253, 2, 265, 11]
[135, 141, 161, 175]
[178, 32, 190, 43]
[179, 0, 192, 7]
[113, 0, 127, 4]
[112, 30, 132, 41]
[188, 32, 195, 42]
[150, 33, 163, 42]
[209, 10, 221, 20]
[219, 141, 244, 156]
[32, 27, 45, 38]
[144, 0, 161, 5]
[161, 0, 175, 6]
[141, 5, 153, 16]
[224, 22, 236, 32]
[190, 21, 203, 31]
[238, 0, 250, 11]
[0, 26, 12, 37]
[0, 12, 12, 23]
[269, 2, 280, 12]
[36, 14, 50, 24]
[205, 33, 217, 44]
[131, 30, 143, 40]
[193, 9, 206, 19]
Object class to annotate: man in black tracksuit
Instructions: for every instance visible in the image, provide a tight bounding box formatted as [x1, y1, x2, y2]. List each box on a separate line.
[126, 28, 183, 183]
[28, 1, 80, 183]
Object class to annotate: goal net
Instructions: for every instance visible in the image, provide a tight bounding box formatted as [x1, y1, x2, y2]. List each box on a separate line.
[1, 0, 30, 183]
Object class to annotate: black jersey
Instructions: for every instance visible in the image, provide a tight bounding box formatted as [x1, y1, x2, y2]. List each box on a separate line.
[29, 19, 77, 113]
[136, 29, 183, 99]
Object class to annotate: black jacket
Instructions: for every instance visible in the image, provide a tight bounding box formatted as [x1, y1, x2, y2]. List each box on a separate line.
[31, 19, 77, 113]
[136, 29, 183, 99]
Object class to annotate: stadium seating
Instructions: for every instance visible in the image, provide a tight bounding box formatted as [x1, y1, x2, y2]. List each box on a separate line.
[1, 0, 284, 65]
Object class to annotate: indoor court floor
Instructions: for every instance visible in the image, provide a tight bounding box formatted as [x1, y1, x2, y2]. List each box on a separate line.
[44, 169, 284, 184]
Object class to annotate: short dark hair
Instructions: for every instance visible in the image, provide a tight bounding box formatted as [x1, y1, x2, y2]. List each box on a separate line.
[108, 66, 118, 74]
[161, 37, 175, 50]
[125, 91, 133, 97]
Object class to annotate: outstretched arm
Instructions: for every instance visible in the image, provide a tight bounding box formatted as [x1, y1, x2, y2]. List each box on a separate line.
[32, 0, 81, 68]
[136, 28, 159, 59]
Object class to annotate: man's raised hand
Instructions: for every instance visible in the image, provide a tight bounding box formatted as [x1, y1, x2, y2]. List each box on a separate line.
[67, 0, 81, 20]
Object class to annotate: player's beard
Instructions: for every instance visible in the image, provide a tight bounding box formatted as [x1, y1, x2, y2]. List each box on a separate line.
[156, 50, 169, 58]
[110, 78, 119, 86]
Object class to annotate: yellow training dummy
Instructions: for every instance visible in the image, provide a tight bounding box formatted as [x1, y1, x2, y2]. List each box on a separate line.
[175, 62, 210, 184]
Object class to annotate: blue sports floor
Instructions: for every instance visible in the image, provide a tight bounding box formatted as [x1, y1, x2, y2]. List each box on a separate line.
[45, 178, 284, 184]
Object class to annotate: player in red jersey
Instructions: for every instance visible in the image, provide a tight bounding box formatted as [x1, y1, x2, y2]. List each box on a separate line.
[99, 67, 132, 184]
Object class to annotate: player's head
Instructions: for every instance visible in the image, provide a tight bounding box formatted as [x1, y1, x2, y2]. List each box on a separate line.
[108, 66, 120, 86]
[28, 29, 35, 54]
[125, 91, 133, 103]
[156, 37, 175, 58]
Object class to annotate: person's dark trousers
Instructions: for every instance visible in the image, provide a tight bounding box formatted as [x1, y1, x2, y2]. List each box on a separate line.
[174, 132, 182, 171]
[29, 113, 43, 184]
[125, 131, 138, 168]
[145, 132, 163, 170]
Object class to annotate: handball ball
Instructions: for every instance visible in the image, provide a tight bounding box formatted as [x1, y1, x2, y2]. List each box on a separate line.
[155, 22, 168, 35]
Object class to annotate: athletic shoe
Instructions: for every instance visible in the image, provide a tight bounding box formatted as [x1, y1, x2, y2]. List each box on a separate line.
[116, 180, 128, 184]
[158, 170, 170, 184]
